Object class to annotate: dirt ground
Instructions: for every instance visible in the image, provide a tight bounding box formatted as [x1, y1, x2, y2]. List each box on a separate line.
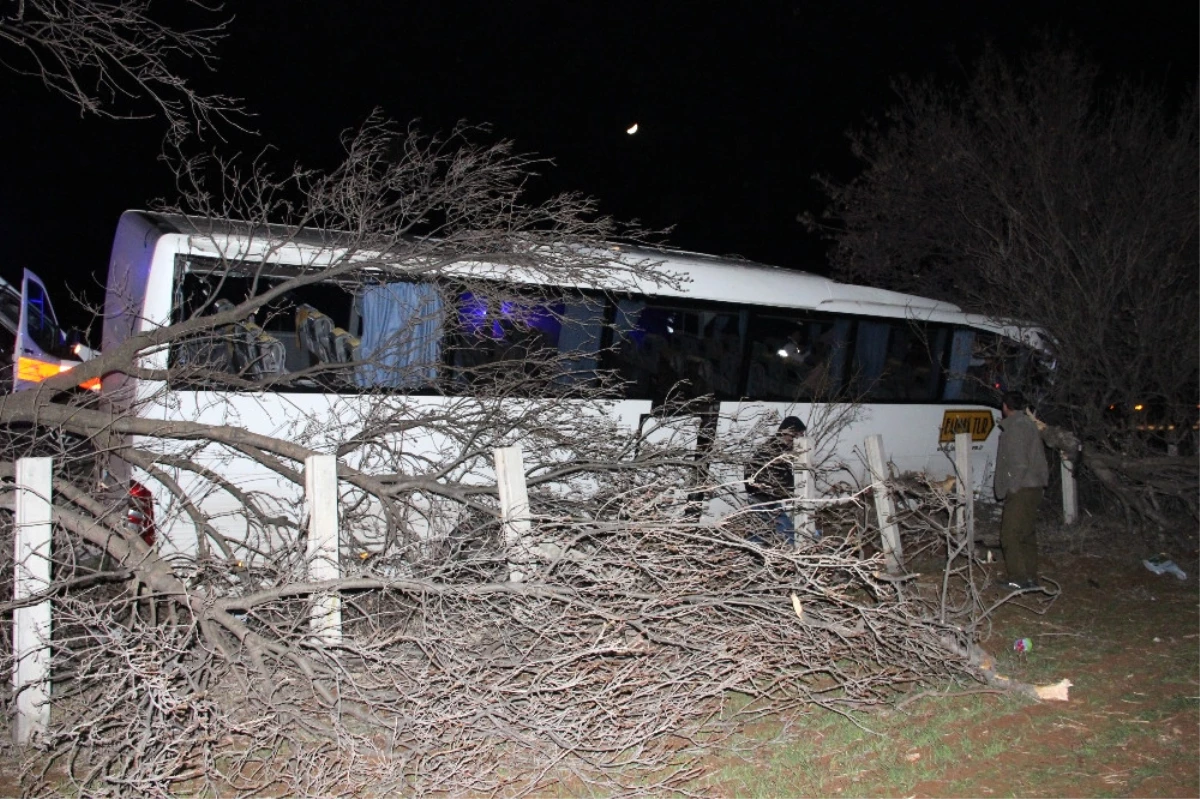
[702, 507, 1199, 799]
[900, 545, 1199, 798]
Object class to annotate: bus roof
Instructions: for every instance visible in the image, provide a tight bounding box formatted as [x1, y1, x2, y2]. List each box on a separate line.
[608, 243, 963, 318]
[125, 210, 995, 327]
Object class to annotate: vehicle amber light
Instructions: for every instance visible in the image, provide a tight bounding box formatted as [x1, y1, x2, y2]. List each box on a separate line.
[16, 356, 100, 391]
[16, 356, 65, 382]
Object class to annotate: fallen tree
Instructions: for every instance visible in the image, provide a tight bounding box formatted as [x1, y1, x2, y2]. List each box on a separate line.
[2, 468, 1016, 797]
[0, 117, 1060, 797]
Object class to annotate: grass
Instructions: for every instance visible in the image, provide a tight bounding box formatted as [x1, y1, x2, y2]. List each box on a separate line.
[702, 690, 1036, 798]
[697, 553, 1199, 798]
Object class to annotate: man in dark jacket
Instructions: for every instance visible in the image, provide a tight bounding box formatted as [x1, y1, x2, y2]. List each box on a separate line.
[744, 416, 806, 545]
[994, 390, 1049, 589]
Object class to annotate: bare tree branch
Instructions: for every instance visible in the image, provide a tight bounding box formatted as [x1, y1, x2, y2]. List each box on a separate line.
[0, 115, 1046, 796]
[806, 41, 1198, 529]
[0, 0, 245, 139]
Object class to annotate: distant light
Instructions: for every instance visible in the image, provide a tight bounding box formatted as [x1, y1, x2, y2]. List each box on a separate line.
[1134, 404, 1144, 411]
[777, 348, 789, 358]
[626, 123, 639, 135]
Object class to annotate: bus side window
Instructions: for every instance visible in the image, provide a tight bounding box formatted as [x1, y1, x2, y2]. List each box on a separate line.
[959, 330, 1025, 403]
[888, 323, 948, 401]
[851, 320, 891, 398]
[849, 320, 947, 402]
[445, 288, 610, 395]
[612, 300, 744, 402]
[555, 294, 606, 388]
[171, 266, 363, 387]
[744, 312, 849, 401]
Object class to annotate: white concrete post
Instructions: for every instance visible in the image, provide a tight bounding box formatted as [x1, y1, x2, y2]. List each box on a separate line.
[12, 457, 53, 746]
[864, 435, 903, 574]
[953, 432, 975, 547]
[1061, 458, 1078, 525]
[793, 435, 817, 543]
[305, 454, 341, 644]
[495, 444, 532, 582]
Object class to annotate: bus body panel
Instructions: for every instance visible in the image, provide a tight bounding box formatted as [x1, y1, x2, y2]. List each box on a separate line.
[94, 211, 1022, 559]
[706, 400, 997, 516]
[131, 390, 656, 557]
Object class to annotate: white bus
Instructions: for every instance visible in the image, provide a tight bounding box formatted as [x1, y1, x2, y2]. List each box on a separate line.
[41, 210, 1048, 557]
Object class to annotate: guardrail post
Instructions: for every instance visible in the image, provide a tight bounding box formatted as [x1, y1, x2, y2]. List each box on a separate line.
[864, 435, 902, 574]
[1061, 458, 1078, 525]
[12, 457, 53, 746]
[953, 432, 975, 548]
[495, 444, 532, 582]
[793, 435, 817, 544]
[305, 454, 341, 644]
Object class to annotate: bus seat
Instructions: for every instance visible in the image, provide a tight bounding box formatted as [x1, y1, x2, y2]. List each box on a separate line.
[230, 321, 256, 375]
[331, 327, 360, 363]
[252, 331, 287, 379]
[233, 320, 287, 380]
[296, 304, 335, 364]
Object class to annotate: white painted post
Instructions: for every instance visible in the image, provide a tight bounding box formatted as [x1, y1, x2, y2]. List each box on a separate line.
[305, 454, 341, 644]
[495, 444, 532, 582]
[954, 432, 975, 547]
[1061, 458, 1078, 525]
[864, 435, 902, 574]
[793, 435, 817, 543]
[12, 457, 52, 746]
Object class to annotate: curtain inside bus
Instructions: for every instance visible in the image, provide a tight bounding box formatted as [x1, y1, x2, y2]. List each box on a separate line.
[356, 282, 444, 388]
[555, 299, 605, 384]
[943, 329, 974, 400]
[853, 320, 890, 395]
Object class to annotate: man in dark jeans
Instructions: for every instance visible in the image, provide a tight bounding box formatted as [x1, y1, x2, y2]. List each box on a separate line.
[744, 416, 806, 546]
[994, 390, 1049, 589]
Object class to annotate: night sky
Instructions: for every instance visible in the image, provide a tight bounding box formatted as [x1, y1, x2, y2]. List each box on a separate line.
[0, 1, 1194, 331]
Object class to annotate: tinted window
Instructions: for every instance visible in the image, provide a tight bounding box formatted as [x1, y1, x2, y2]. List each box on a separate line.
[745, 312, 850, 401]
[611, 299, 746, 402]
[948, 329, 1050, 406]
[446, 289, 607, 392]
[848, 319, 949, 401]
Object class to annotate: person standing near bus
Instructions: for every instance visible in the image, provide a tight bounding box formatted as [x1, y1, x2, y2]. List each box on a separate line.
[745, 416, 806, 546]
[994, 390, 1049, 589]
